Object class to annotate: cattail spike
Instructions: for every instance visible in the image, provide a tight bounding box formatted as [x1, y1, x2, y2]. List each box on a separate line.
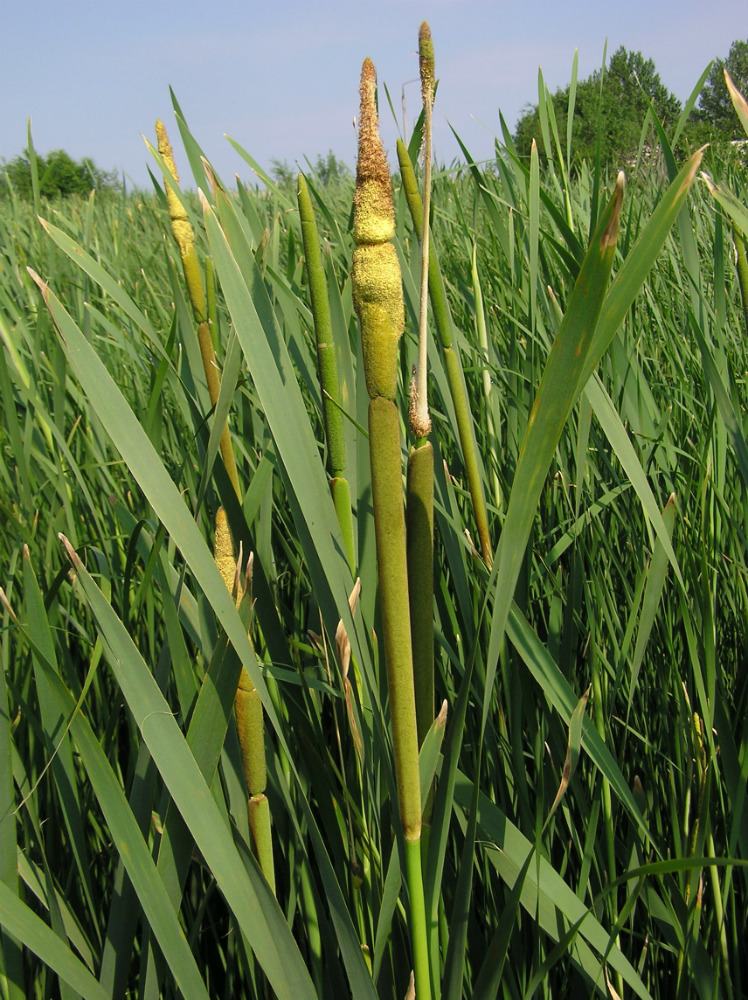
[155, 119, 207, 322]
[419, 22, 435, 109]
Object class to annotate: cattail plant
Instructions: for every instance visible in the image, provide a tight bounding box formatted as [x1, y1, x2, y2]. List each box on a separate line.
[11, 24, 730, 998]
[156, 120, 241, 498]
[297, 172, 355, 573]
[159, 122, 275, 891]
[352, 57, 431, 1000]
[397, 138, 493, 566]
[214, 508, 275, 893]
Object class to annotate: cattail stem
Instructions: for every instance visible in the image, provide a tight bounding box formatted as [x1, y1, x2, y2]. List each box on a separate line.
[214, 510, 275, 893]
[405, 837, 431, 1000]
[472, 243, 501, 510]
[368, 397, 422, 839]
[407, 442, 434, 746]
[297, 172, 355, 573]
[331, 476, 356, 576]
[367, 400, 432, 996]
[397, 138, 493, 566]
[407, 24, 437, 761]
[734, 226, 748, 341]
[197, 320, 241, 498]
[205, 256, 218, 352]
[157, 119, 241, 500]
[353, 57, 430, 999]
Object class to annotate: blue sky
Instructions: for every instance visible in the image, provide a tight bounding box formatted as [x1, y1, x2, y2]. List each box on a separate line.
[1, 0, 744, 190]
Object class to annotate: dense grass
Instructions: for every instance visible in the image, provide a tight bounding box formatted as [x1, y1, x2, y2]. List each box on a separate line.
[1, 60, 748, 1000]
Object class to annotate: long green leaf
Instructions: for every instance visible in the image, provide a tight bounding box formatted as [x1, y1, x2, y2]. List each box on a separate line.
[485, 175, 624, 722]
[57, 535, 317, 1000]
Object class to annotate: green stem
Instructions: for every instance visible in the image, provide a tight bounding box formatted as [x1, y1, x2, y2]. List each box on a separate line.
[397, 140, 493, 566]
[592, 645, 622, 998]
[331, 476, 356, 576]
[405, 837, 432, 1000]
[297, 173, 347, 478]
[733, 226, 748, 341]
[298, 172, 355, 573]
[205, 255, 218, 352]
[472, 243, 501, 511]
[198, 320, 241, 499]
[368, 397, 421, 837]
[248, 794, 276, 896]
[406, 442, 434, 747]
[443, 347, 492, 564]
[368, 396, 431, 1000]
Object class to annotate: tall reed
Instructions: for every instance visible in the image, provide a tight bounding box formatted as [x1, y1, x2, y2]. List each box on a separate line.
[407, 22, 436, 749]
[352, 57, 430, 1000]
[156, 120, 240, 498]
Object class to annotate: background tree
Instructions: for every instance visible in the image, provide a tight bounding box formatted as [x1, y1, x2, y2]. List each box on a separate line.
[697, 39, 748, 138]
[271, 149, 351, 189]
[514, 47, 682, 170]
[1, 149, 119, 200]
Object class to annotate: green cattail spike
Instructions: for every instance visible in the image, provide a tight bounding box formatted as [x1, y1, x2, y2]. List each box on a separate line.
[297, 173, 347, 476]
[156, 120, 206, 323]
[214, 509, 275, 894]
[297, 172, 356, 573]
[157, 120, 241, 499]
[353, 57, 431, 1000]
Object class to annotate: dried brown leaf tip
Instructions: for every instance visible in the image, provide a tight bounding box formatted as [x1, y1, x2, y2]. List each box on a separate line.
[601, 171, 625, 251]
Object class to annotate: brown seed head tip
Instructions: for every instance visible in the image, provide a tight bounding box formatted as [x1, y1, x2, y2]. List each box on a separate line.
[354, 58, 395, 245]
